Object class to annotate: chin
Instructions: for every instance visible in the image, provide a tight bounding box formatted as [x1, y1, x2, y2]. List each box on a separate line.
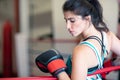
[70, 32, 79, 37]
[72, 34, 78, 37]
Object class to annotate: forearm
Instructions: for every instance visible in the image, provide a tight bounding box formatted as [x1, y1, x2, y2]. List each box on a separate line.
[57, 71, 71, 80]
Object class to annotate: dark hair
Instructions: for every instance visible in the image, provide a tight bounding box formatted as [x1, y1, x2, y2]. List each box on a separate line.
[63, 0, 109, 32]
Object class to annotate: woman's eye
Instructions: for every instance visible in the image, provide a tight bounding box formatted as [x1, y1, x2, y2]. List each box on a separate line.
[70, 19, 75, 23]
[64, 18, 76, 23]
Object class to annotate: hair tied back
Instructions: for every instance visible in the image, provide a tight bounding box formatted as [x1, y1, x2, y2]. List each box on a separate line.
[87, 0, 95, 5]
[86, 0, 99, 11]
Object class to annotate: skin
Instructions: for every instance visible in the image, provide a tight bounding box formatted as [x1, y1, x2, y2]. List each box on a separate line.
[57, 11, 120, 80]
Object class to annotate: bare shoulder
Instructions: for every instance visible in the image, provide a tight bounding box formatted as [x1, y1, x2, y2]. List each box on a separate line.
[72, 44, 98, 68]
[107, 31, 119, 46]
[108, 31, 116, 38]
[107, 31, 119, 39]
[105, 31, 116, 50]
[107, 31, 120, 55]
[72, 45, 91, 58]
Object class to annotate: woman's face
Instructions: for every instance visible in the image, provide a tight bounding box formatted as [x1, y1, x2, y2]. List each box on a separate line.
[64, 11, 89, 37]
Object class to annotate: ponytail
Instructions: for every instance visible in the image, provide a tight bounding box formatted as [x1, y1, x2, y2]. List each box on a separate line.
[87, 0, 109, 32]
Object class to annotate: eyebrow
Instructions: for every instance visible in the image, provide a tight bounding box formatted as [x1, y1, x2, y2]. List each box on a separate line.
[64, 17, 75, 20]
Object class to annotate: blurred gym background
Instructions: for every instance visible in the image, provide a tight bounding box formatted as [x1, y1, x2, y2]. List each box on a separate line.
[0, 0, 120, 79]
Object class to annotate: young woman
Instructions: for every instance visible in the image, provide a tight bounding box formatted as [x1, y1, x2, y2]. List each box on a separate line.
[57, 0, 120, 80]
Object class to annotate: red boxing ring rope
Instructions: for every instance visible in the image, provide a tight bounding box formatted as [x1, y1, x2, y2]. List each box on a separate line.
[0, 76, 57, 80]
[1, 65, 120, 80]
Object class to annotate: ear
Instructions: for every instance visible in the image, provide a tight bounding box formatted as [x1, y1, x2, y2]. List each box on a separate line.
[84, 15, 91, 22]
[84, 15, 92, 27]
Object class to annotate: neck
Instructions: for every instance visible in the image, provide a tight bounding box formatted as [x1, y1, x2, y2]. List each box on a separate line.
[81, 25, 100, 39]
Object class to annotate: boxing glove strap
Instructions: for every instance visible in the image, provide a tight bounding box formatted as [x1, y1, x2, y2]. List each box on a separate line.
[47, 59, 66, 73]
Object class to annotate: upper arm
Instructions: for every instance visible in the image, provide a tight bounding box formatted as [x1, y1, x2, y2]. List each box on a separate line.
[71, 45, 93, 80]
[110, 32, 120, 56]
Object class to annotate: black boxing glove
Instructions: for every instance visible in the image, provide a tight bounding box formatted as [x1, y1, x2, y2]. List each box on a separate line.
[35, 49, 67, 77]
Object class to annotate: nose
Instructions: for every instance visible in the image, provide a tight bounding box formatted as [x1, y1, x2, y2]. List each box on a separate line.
[66, 22, 71, 30]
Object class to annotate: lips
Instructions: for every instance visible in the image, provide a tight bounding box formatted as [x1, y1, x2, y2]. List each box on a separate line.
[69, 30, 75, 35]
